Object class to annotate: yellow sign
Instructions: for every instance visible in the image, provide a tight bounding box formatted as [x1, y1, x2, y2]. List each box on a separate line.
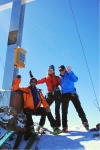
[14, 47, 27, 68]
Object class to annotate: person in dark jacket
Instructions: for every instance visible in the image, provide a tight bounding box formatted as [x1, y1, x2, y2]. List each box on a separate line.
[12, 75, 61, 139]
[58, 65, 89, 132]
[30, 65, 61, 132]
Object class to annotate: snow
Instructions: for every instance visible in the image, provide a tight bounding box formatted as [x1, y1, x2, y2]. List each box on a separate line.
[0, 124, 100, 150]
[1, 114, 13, 120]
[0, 90, 11, 107]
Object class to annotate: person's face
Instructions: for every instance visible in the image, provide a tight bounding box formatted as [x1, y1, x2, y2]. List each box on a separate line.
[59, 69, 66, 76]
[48, 69, 54, 74]
[30, 80, 37, 87]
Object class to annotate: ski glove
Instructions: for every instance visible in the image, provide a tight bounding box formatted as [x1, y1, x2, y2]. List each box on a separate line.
[29, 70, 33, 78]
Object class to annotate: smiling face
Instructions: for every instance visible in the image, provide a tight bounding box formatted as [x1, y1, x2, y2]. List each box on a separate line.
[59, 69, 66, 76]
[48, 69, 54, 74]
[30, 78, 37, 87]
[30, 80, 36, 86]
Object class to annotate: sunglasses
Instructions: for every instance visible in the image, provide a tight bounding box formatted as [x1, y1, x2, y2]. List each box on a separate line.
[48, 69, 54, 71]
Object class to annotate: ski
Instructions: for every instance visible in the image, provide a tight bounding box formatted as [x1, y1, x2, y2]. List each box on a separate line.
[24, 133, 37, 150]
[0, 131, 14, 147]
[0, 132, 8, 140]
[36, 130, 46, 134]
[39, 131, 46, 134]
[13, 133, 23, 149]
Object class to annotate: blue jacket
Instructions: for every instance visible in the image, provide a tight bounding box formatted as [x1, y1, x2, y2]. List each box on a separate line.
[60, 71, 78, 94]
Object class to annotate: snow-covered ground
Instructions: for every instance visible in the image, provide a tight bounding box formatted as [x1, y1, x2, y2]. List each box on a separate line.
[0, 124, 100, 150]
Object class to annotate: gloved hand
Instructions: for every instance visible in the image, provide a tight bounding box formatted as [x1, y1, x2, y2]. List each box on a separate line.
[16, 75, 21, 79]
[66, 66, 72, 73]
[29, 70, 33, 78]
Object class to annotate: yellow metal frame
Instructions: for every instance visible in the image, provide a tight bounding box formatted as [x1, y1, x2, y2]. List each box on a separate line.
[14, 47, 26, 68]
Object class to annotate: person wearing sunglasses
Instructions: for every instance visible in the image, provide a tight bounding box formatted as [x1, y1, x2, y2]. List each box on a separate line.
[12, 75, 61, 140]
[58, 65, 89, 132]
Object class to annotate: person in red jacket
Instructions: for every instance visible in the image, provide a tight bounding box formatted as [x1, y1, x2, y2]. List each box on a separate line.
[31, 65, 61, 132]
[12, 75, 61, 139]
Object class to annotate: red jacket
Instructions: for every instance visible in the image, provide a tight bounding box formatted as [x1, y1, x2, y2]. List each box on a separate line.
[37, 74, 61, 91]
[12, 78, 49, 110]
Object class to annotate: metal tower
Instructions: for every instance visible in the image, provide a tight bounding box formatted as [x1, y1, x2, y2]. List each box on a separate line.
[0, 0, 33, 90]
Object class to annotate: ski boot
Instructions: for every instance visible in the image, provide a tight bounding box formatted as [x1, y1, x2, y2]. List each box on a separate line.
[62, 127, 68, 133]
[36, 125, 45, 134]
[53, 127, 62, 135]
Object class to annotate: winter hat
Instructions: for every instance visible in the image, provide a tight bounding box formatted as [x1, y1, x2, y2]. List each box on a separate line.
[30, 78, 37, 84]
[58, 65, 66, 71]
[48, 65, 55, 71]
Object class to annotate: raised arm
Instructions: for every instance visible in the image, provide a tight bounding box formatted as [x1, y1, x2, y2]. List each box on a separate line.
[67, 66, 78, 82]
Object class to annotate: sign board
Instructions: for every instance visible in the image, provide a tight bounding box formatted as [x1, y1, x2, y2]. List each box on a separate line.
[14, 47, 26, 68]
[8, 30, 18, 45]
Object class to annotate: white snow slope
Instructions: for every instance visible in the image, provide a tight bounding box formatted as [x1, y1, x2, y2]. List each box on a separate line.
[0, 125, 100, 150]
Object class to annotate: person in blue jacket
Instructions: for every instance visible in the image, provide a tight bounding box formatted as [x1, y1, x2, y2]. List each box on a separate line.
[58, 65, 89, 132]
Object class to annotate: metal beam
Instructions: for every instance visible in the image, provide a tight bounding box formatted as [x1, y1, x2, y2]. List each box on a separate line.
[0, 0, 34, 11]
[1, 0, 34, 90]
[2, 0, 22, 90]
[0, 2, 13, 11]
[0, 0, 17, 5]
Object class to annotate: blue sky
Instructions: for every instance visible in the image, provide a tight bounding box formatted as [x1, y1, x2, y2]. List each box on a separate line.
[0, 0, 99, 128]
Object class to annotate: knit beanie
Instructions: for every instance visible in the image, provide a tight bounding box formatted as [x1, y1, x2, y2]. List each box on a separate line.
[48, 65, 55, 71]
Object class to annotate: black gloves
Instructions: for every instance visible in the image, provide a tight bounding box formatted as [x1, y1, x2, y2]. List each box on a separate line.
[17, 75, 21, 79]
[29, 70, 33, 78]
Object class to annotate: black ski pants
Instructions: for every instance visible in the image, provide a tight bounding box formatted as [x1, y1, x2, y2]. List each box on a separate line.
[23, 107, 57, 129]
[61, 93, 88, 128]
[39, 90, 61, 127]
